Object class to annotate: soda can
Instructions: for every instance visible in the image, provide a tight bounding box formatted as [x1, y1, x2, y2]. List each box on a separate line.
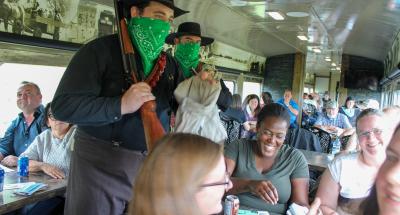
[224, 195, 240, 215]
[18, 156, 29, 177]
[0, 167, 4, 192]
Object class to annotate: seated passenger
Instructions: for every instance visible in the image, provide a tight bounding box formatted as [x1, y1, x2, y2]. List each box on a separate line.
[129, 133, 232, 215]
[19, 102, 76, 178]
[241, 94, 261, 139]
[0, 81, 46, 167]
[302, 94, 318, 129]
[221, 94, 246, 123]
[276, 89, 299, 128]
[383, 105, 400, 138]
[344, 106, 400, 153]
[314, 100, 354, 136]
[359, 123, 400, 215]
[316, 109, 390, 214]
[220, 94, 246, 144]
[261, 91, 274, 107]
[339, 97, 360, 127]
[225, 103, 309, 214]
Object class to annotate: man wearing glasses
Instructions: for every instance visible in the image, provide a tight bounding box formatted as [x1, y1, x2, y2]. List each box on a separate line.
[0, 81, 45, 167]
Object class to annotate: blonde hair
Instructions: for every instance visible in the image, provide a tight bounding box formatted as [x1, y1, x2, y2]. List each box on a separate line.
[129, 133, 223, 215]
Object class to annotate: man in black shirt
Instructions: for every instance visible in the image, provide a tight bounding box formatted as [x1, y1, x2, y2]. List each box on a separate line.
[52, 0, 187, 214]
[166, 21, 232, 111]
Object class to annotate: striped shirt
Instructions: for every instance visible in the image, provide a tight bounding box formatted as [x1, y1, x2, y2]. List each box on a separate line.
[315, 113, 352, 129]
[20, 126, 76, 175]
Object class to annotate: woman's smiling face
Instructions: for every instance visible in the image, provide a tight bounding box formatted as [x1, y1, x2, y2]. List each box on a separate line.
[257, 116, 288, 158]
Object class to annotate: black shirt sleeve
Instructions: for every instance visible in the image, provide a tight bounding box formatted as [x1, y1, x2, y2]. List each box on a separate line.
[217, 79, 233, 112]
[52, 37, 122, 126]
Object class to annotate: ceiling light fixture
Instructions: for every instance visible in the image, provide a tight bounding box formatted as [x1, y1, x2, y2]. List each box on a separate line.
[331, 63, 336, 66]
[266, 12, 285, 20]
[325, 58, 331, 62]
[313, 48, 321, 53]
[297, 35, 308, 41]
[286, 12, 309, 18]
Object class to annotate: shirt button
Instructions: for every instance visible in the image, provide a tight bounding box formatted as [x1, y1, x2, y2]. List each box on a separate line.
[114, 116, 118, 120]
[25, 144, 27, 146]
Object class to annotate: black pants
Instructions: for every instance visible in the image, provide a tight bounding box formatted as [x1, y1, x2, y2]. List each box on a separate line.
[64, 129, 146, 215]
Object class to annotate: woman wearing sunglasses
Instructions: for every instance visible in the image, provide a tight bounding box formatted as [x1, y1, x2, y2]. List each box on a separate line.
[129, 133, 232, 215]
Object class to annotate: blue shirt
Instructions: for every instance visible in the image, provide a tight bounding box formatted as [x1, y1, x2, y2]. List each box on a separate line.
[277, 98, 299, 127]
[0, 105, 46, 157]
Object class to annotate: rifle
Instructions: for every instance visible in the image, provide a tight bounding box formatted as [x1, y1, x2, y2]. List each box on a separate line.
[114, 0, 166, 152]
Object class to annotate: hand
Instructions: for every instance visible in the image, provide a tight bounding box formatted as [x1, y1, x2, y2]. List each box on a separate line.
[1, 155, 18, 167]
[198, 71, 218, 85]
[249, 180, 279, 205]
[307, 197, 322, 215]
[243, 122, 251, 131]
[121, 82, 155, 115]
[41, 163, 65, 179]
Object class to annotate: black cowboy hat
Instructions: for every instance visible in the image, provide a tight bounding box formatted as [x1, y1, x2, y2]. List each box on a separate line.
[165, 22, 215, 46]
[122, 0, 188, 18]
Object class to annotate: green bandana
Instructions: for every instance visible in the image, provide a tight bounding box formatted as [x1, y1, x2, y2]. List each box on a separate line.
[128, 17, 170, 77]
[175, 42, 201, 78]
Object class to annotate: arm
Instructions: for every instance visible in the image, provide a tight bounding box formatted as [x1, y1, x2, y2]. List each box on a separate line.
[315, 170, 340, 215]
[290, 178, 309, 207]
[287, 101, 299, 116]
[0, 119, 17, 160]
[340, 128, 355, 137]
[225, 157, 253, 194]
[225, 157, 279, 204]
[29, 160, 65, 179]
[1, 155, 18, 167]
[52, 41, 123, 125]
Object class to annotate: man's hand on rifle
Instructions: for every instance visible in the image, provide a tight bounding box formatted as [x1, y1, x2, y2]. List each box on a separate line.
[121, 82, 155, 115]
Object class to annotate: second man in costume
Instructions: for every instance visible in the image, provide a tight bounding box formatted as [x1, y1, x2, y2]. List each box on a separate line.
[166, 21, 232, 111]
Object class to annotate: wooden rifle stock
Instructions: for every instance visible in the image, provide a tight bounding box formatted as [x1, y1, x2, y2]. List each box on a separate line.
[114, 0, 165, 152]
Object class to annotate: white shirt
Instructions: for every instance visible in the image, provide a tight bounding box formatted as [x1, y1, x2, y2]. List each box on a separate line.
[328, 152, 376, 198]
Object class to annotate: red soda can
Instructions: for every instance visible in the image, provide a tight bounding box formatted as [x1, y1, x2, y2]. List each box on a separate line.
[224, 195, 240, 215]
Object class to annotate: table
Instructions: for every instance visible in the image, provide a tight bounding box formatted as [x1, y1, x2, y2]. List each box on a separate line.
[299, 149, 334, 172]
[0, 171, 67, 214]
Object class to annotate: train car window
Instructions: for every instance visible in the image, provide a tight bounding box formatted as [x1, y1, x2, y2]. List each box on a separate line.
[223, 80, 235, 94]
[0, 63, 65, 135]
[242, 81, 261, 102]
[304, 86, 314, 94]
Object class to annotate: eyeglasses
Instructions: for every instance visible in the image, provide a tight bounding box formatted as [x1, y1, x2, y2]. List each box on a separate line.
[200, 171, 231, 191]
[48, 113, 56, 121]
[358, 128, 383, 139]
[260, 129, 286, 141]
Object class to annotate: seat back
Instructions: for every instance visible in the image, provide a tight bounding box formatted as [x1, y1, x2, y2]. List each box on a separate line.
[219, 113, 242, 145]
[285, 127, 322, 152]
[340, 135, 352, 150]
[309, 127, 332, 153]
